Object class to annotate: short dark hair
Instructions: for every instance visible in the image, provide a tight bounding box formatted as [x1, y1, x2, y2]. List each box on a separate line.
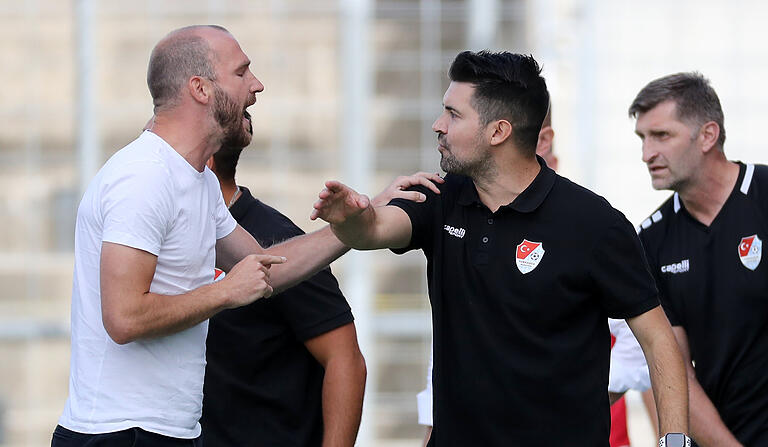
[448, 51, 550, 153]
[629, 72, 726, 149]
[147, 25, 229, 112]
[212, 144, 244, 182]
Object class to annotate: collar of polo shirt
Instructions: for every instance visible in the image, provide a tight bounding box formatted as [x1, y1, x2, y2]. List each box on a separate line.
[456, 155, 557, 213]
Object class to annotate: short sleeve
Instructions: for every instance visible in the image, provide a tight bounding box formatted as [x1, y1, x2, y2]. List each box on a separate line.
[590, 215, 660, 319]
[607, 318, 651, 393]
[274, 266, 353, 341]
[101, 160, 175, 256]
[389, 185, 440, 254]
[638, 230, 683, 327]
[210, 177, 237, 240]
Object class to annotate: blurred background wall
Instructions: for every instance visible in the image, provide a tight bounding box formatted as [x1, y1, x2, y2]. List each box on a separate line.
[1, 0, 768, 445]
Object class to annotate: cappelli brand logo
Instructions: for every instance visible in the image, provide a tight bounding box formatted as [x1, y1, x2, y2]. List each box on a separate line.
[738, 234, 762, 271]
[661, 259, 690, 274]
[516, 239, 544, 274]
[444, 225, 466, 238]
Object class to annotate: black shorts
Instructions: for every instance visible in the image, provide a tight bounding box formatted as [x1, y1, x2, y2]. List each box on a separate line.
[51, 425, 202, 447]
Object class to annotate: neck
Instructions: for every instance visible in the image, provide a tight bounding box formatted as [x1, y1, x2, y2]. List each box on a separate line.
[220, 181, 239, 207]
[678, 156, 739, 226]
[473, 152, 541, 213]
[150, 109, 222, 172]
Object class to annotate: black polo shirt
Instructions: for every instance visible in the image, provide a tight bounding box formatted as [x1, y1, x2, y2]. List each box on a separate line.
[638, 162, 768, 445]
[390, 158, 659, 446]
[201, 187, 354, 446]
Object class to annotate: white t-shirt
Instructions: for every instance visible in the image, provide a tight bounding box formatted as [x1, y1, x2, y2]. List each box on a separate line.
[58, 131, 237, 438]
[417, 319, 651, 426]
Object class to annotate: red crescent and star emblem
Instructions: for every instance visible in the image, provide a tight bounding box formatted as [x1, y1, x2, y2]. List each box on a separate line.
[516, 239, 545, 274]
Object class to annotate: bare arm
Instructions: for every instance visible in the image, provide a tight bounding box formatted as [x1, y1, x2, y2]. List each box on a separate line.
[670, 326, 743, 447]
[626, 306, 688, 436]
[100, 242, 283, 344]
[310, 180, 414, 250]
[305, 322, 367, 447]
[217, 174, 441, 293]
[216, 224, 349, 294]
[643, 388, 660, 436]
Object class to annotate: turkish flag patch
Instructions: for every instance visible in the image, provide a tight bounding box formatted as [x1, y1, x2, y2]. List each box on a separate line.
[738, 234, 762, 271]
[516, 239, 545, 274]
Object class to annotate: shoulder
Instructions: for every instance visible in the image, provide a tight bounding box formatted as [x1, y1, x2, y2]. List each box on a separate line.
[236, 193, 305, 247]
[101, 133, 173, 187]
[741, 163, 768, 199]
[547, 175, 630, 226]
[636, 194, 676, 245]
[440, 173, 471, 194]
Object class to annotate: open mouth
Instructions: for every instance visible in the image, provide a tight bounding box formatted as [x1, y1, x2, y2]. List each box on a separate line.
[243, 109, 253, 135]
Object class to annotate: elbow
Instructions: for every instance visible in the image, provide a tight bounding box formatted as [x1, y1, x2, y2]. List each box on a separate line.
[102, 313, 138, 345]
[356, 351, 368, 384]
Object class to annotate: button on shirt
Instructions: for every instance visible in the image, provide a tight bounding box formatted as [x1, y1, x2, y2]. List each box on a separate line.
[390, 157, 659, 446]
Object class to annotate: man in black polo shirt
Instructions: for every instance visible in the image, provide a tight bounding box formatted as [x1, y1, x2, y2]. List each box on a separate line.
[311, 51, 690, 446]
[631, 73, 768, 446]
[201, 114, 443, 446]
[201, 141, 365, 447]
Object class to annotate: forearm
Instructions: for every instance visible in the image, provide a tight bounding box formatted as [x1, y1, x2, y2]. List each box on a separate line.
[103, 282, 228, 344]
[646, 333, 689, 435]
[629, 308, 689, 435]
[266, 226, 350, 293]
[686, 367, 742, 446]
[320, 351, 367, 447]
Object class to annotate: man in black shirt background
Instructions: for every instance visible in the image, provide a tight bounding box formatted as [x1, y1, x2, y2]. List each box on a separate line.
[632, 73, 768, 446]
[311, 51, 689, 446]
[201, 112, 443, 446]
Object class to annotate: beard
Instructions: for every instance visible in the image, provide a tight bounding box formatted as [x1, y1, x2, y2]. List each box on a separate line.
[213, 84, 252, 149]
[438, 133, 495, 179]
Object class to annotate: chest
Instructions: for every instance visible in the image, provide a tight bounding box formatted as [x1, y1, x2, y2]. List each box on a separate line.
[655, 205, 768, 312]
[432, 205, 596, 317]
[158, 182, 221, 273]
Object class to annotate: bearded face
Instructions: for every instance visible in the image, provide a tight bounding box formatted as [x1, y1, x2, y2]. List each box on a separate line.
[437, 127, 494, 179]
[213, 83, 253, 149]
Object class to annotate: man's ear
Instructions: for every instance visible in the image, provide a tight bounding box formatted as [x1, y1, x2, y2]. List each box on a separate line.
[489, 119, 513, 146]
[699, 121, 720, 153]
[536, 126, 555, 155]
[188, 76, 212, 105]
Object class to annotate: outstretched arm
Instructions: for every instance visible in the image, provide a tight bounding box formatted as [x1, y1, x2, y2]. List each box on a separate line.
[310, 180, 414, 250]
[217, 174, 440, 291]
[626, 306, 689, 436]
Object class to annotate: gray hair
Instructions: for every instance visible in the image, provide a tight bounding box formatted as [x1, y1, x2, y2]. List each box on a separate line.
[629, 72, 726, 149]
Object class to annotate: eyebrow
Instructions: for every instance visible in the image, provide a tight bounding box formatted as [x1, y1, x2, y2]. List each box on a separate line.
[444, 104, 460, 115]
[235, 60, 251, 72]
